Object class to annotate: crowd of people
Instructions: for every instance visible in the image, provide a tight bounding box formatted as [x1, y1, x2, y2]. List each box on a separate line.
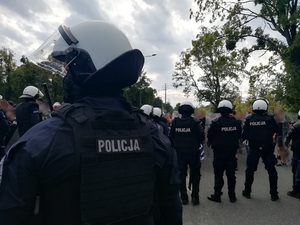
[0, 20, 299, 225]
[0, 87, 61, 158]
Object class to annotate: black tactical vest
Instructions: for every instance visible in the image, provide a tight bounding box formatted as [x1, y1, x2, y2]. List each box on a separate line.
[52, 103, 154, 225]
[211, 117, 240, 151]
[16, 101, 40, 136]
[247, 114, 273, 149]
[172, 117, 200, 153]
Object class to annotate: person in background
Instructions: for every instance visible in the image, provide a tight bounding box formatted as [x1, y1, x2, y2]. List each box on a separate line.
[53, 102, 62, 109]
[4, 107, 18, 152]
[285, 110, 300, 199]
[275, 109, 291, 166]
[207, 100, 242, 203]
[242, 99, 279, 201]
[16, 86, 44, 136]
[195, 110, 206, 131]
[0, 100, 9, 157]
[170, 101, 205, 205]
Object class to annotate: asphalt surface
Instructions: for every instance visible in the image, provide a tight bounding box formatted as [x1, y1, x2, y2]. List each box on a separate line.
[182, 148, 300, 225]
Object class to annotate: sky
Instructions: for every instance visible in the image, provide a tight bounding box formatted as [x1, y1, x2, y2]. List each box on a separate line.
[0, 0, 279, 107]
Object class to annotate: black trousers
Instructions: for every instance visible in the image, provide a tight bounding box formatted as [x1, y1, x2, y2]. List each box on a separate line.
[213, 151, 237, 197]
[244, 148, 278, 195]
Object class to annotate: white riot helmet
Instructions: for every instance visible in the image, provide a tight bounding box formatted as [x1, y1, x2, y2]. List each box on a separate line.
[178, 101, 195, 114]
[20, 86, 44, 99]
[217, 100, 233, 114]
[29, 21, 144, 103]
[252, 99, 268, 112]
[153, 107, 162, 118]
[0, 95, 2, 100]
[217, 100, 233, 110]
[140, 104, 153, 117]
[298, 110, 300, 120]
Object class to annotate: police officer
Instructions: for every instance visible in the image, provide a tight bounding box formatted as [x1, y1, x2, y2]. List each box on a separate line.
[170, 101, 205, 205]
[207, 100, 242, 203]
[0, 21, 182, 225]
[153, 107, 169, 136]
[0, 100, 9, 157]
[242, 99, 279, 201]
[16, 86, 44, 136]
[285, 110, 300, 199]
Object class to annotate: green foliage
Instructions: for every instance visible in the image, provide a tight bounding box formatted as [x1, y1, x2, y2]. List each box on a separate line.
[190, 0, 300, 111]
[0, 48, 63, 104]
[123, 71, 160, 108]
[173, 27, 248, 110]
[162, 102, 173, 113]
[174, 103, 181, 111]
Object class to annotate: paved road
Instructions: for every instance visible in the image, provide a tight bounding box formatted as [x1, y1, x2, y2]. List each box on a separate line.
[183, 149, 300, 225]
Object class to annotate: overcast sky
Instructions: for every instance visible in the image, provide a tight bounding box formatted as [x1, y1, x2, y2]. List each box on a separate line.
[0, 0, 278, 107]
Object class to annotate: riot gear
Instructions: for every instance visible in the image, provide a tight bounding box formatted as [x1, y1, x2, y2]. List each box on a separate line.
[178, 101, 195, 115]
[20, 86, 44, 100]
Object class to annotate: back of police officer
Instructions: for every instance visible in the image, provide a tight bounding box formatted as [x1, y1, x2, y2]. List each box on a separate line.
[285, 110, 300, 199]
[16, 86, 43, 136]
[242, 99, 279, 201]
[170, 101, 205, 205]
[207, 100, 242, 203]
[0, 21, 182, 225]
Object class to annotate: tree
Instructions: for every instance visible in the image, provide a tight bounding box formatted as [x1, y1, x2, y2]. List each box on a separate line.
[124, 71, 158, 107]
[173, 27, 248, 110]
[162, 102, 173, 113]
[174, 103, 181, 111]
[0, 47, 17, 99]
[190, 0, 300, 111]
[0, 48, 63, 104]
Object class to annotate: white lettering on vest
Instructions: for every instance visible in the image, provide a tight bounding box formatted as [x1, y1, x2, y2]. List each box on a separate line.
[249, 121, 266, 126]
[98, 139, 141, 153]
[221, 126, 237, 131]
[175, 128, 191, 133]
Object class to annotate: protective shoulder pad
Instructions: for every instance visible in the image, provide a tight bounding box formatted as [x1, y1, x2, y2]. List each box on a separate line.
[51, 103, 91, 124]
[293, 122, 300, 129]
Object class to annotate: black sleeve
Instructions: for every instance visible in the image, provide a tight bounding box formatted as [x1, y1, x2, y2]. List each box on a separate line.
[242, 118, 250, 140]
[285, 125, 296, 146]
[237, 120, 242, 139]
[150, 124, 182, 225]
[169, 118, 176, 144]
[207, 120, 215, 144]
[196, 121, 205, 143]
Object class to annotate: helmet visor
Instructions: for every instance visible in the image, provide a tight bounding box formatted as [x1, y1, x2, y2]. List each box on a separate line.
[28, 30, 67, 75]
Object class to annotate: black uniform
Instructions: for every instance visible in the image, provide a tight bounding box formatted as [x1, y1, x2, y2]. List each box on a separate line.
[242, 113, 278, 199]
[0, 109, 9, 157]
[16, 99, 41, 137]
[170, 116, 205, 204]
[207, 115, 242, 201]
[285, 122, 300, 196]
[0, 97, 182, 225]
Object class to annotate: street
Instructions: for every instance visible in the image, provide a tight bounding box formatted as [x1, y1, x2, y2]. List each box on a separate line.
[183, 150, 300, 225]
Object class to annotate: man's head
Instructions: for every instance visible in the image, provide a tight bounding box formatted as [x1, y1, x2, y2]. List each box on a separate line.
[20, 86, 44, 100]
[178, 101, 195, 117]
[140, 104, 153, 118]
[6, 108, 16, 121]
[217, 100, 233, 116]
[252, 99, 268, 114]
[29, 21, 144, 103]
[0, 100, 9, 111]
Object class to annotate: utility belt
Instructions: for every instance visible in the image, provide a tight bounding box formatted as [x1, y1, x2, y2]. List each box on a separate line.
[249, 142, 275, 152]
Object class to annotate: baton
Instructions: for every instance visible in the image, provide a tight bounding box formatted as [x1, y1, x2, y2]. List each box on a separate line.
[42, 83, 53, 111]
